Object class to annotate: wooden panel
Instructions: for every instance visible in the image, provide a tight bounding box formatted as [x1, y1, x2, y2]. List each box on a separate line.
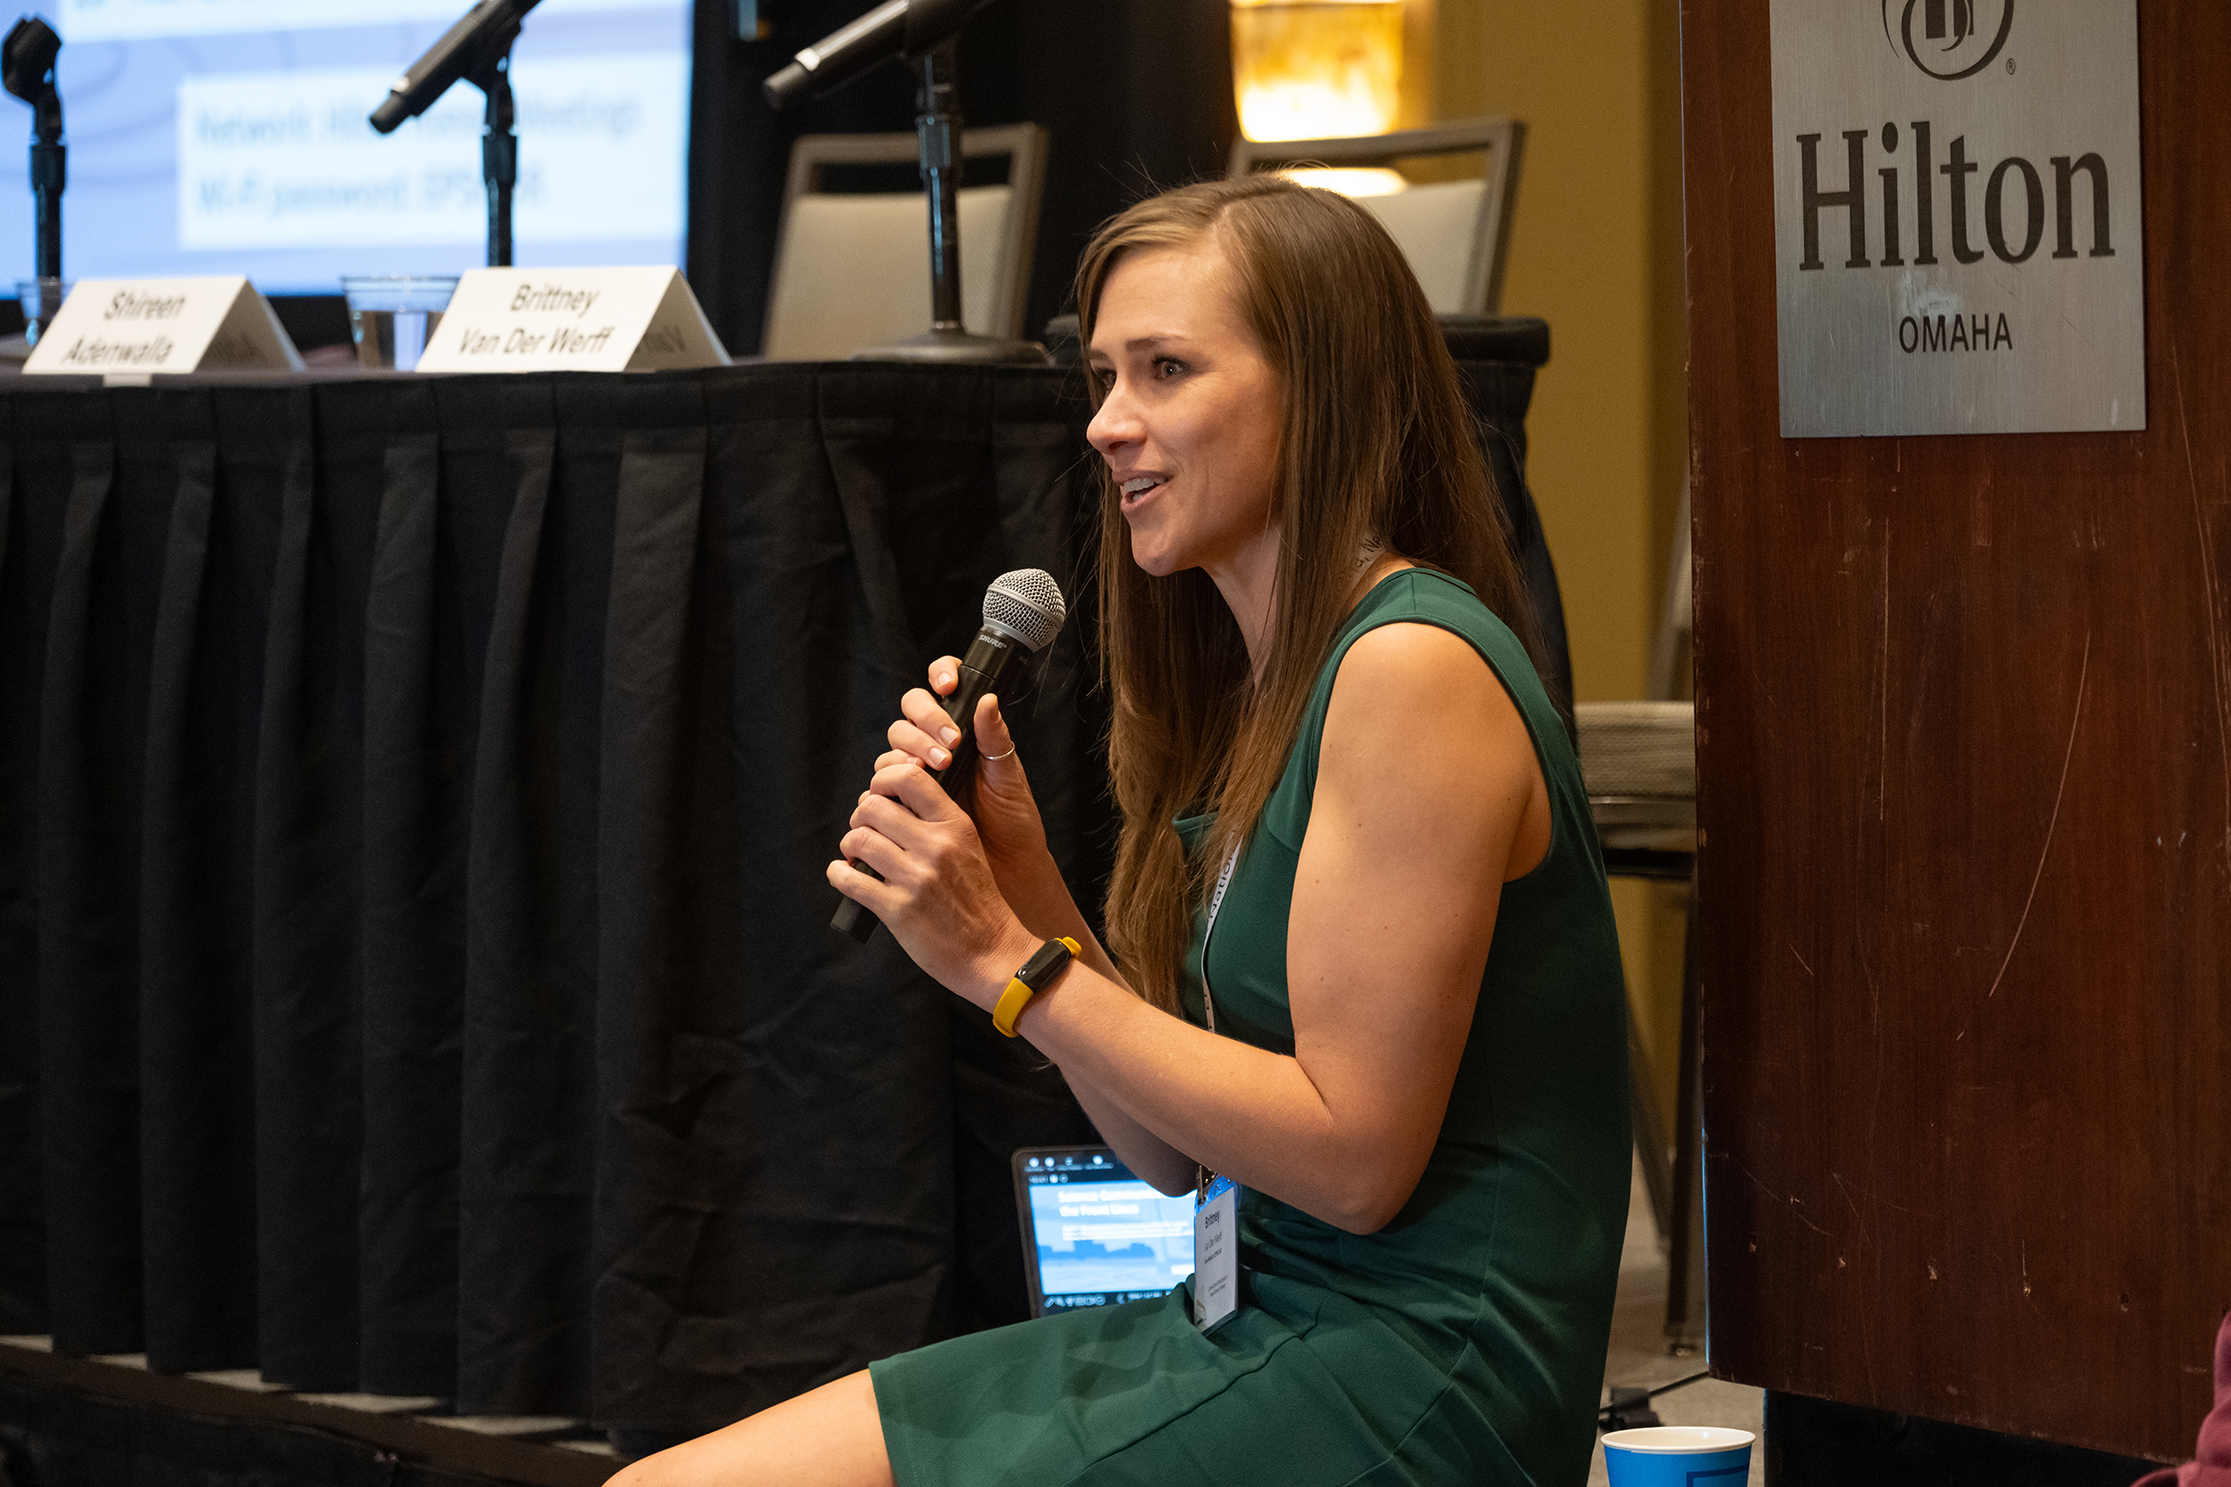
[1684, 0, 2231, 1463]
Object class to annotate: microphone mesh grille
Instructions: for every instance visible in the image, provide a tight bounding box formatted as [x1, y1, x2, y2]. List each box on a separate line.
[983, 568, 1067, 651]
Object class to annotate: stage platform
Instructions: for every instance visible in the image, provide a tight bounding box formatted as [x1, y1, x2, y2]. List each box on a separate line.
[1, 1335, 618, 1484]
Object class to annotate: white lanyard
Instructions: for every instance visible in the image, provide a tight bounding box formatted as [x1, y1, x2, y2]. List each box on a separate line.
[1200, 840, 1240, 1033]
[1194, 838, 1245, 1256]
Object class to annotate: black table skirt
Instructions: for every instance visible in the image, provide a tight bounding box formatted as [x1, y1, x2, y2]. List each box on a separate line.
[0, 352, 1558, 1434]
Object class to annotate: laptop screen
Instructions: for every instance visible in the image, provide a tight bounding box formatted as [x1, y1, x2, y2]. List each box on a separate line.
[1012, 1146, 1197, 1316]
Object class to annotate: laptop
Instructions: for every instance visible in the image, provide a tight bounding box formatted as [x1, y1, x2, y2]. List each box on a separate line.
[1012, 1145, 1197, 1317]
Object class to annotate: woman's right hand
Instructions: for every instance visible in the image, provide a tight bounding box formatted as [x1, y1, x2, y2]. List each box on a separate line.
[881, 659, 1052, 898]
[878, 667, 1192, 1196]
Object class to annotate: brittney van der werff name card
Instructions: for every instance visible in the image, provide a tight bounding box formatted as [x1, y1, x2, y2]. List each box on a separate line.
[413, 267, 727, 374]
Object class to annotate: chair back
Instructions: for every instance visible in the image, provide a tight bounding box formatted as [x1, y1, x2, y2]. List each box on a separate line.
[763, 123, 1048, 359]
[1648, 480, 1694, 704]
[1227, 117, 1525, 317]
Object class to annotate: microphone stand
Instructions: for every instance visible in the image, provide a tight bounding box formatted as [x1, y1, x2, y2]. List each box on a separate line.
[368, 0, 531, 269]
[1, 17, 64, 284]
[852, 41, 1043, 364]
[29, 86, 59, 281]
[470, 43, 518, 267]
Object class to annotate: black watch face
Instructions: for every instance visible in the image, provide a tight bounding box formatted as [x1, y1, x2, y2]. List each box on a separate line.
[1019, 939, 1071, 987]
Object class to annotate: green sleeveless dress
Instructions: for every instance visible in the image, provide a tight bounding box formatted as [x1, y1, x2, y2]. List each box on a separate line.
[871, 568, 1630, 1486]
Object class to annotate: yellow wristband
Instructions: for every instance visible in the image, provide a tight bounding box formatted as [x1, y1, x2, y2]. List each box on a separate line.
[991, 977, 1036, 1037]
[992, 935, 1080, 1037]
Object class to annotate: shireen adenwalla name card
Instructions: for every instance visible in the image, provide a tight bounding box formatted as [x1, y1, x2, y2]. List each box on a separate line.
[23, 276, 303, 376]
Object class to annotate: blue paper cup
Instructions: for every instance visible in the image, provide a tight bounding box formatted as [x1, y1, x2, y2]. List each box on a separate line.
[1602, 1425, 1754, 1486]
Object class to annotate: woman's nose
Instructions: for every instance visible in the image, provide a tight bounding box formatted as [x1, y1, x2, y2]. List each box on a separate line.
[1087, 381, 1142, 456]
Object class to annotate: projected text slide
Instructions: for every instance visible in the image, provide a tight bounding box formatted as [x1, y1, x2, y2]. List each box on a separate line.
[59, 0, 673, 43]
[177, 55, 686, 251]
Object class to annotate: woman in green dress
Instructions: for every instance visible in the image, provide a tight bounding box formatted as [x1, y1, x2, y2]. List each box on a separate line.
[616, 174, 1629, 1487]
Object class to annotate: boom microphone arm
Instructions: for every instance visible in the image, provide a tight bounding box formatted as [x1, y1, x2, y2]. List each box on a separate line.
[369, 0, 540, 134]
[762, 0, 995, 111]
[368, 0, 539, 266]
[763, 0, 1043, 363]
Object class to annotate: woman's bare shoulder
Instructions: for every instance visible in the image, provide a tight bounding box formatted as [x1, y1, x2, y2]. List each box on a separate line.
[1327, 619, 1517, 726]
[1318, 619, 1547, 874]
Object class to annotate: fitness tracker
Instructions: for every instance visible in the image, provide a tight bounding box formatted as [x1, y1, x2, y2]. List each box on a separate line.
[992, 935, 1081, 1037]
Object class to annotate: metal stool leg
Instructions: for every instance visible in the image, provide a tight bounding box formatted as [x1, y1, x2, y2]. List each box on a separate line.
[1629, 997, 1674, 1244]
[1663, 874, 1704, 1345]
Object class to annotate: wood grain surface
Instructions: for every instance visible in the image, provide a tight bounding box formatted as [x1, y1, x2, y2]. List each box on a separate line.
[1683, 0, 2231, 1462]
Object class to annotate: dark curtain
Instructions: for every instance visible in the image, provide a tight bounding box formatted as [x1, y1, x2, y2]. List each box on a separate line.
[0, 344, 1554, 1438]
[0, 364, 1103, 1434]
[686, 0, 1240, 357]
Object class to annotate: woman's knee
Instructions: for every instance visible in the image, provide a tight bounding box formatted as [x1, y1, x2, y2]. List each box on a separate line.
[594, 1372, 892, 1487]
[604, 1457, 668, 1487]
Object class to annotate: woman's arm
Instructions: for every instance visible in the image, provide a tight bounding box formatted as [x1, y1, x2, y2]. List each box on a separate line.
[873, 681, 1201, 1195]
[834, 621, 1547, 1231]
[968, 839, 1203, 1197]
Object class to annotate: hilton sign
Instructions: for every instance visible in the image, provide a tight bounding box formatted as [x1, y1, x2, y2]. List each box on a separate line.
[1770, 0, 2145, 437]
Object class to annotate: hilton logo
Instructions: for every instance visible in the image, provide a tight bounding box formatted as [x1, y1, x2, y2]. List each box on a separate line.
[1770, 0, 2141, 437]
[1885, 0, 2015, 80]
[1796, 121, 2112, 271]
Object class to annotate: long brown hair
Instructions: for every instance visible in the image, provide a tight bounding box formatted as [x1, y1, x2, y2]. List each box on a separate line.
[1080, 174, 1539, 1014]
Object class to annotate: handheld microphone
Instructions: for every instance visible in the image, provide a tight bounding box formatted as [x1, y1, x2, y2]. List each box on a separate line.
[370, 0, 541, 134]
[763, 0, 995, 110]
[833, 567, 1067, 942]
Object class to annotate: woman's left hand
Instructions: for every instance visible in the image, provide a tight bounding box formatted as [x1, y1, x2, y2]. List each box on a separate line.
[828, 759, 1038, 1008]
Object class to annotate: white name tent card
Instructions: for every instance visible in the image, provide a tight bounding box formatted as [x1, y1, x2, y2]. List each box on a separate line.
[413, 267, 729, 374]
[23, 276, 304, 377]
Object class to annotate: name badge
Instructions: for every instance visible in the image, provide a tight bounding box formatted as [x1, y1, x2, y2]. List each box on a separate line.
[413, 266, 729, 374]
[1192, 1175, 1239, 1333]
[23, 276, 303, 381]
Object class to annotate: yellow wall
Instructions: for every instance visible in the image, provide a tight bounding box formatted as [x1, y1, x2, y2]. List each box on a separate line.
[1432, 1, 1691, 1152]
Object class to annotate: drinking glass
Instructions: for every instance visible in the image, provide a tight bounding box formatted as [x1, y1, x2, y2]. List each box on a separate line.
[341, 275, 459, 372]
